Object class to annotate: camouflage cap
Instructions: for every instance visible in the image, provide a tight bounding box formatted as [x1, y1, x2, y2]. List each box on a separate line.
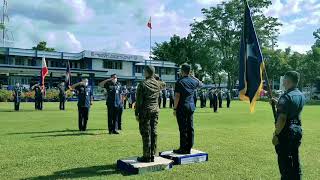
[144, 65, 155, 76]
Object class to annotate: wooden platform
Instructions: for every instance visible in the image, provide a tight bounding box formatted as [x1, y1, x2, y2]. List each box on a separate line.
[159, 149, 208, 165]
[116, 156, 174, 175]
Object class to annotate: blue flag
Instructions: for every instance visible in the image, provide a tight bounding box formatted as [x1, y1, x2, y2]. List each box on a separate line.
[239, 1, 264, 112]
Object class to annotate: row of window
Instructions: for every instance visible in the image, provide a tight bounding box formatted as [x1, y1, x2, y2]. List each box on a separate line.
[103, 61, 122, 69]
[135, 66, 175, 75]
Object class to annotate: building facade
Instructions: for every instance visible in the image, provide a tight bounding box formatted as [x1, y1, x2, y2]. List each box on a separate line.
[0, 47, 178, 91]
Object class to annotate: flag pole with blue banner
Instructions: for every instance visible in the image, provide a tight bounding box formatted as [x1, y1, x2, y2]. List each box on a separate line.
[238, 0, 276, 119]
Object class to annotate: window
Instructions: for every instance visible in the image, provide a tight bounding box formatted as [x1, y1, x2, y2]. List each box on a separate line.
[0, 54, 5, 64]
[15, 58, 25, 65]
[103, 60, 122, 69]
[135, 66, 143, 73]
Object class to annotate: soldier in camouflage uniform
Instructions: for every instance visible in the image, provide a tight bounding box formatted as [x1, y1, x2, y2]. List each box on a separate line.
[135, 65, 165, 162]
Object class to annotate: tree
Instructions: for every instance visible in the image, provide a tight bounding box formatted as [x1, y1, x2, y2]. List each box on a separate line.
[190, 0, 281, 90]
[32, 41, 55, 52]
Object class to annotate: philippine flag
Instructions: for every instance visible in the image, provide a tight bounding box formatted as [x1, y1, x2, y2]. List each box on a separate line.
[41, 57, 48, 88]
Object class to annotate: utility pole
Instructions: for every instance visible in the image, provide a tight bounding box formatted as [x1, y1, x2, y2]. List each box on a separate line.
[0, 0, 12, 47]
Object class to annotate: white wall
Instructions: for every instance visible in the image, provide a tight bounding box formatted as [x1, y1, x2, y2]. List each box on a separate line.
[161, 75, 175, 81]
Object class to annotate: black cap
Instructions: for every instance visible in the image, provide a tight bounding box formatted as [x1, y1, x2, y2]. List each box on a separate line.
[181, 64, 191, 74]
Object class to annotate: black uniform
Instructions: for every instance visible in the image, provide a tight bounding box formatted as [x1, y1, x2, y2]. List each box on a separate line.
[105, 82, 122, 133]
[58, 85, 66, 110]
[218, 91, 223, 108]
[169, 88, 174, 108]
[213, 92, 218, 112]
[117, 88, 125, 130]
[123, 88, 128, 109]
[34, 86, 43, 110]
[158, 90, 162, 108]
[175, 76, 201, 152]
[75, 85, 92, 131]
[275, 88, 306, 180]
[13, 86, 22, 111]
[200, 90, 206, 108]
[193, 90, 198, 107]
[226, 92, 231, 108]
[208, 90, 214, 108]
[162, 89, 167, 108]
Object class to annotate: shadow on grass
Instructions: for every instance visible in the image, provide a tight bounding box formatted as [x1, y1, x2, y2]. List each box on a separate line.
[30, 132, 106, 138]
[7, 129, 105, 135]
[23, 164, 127, 179]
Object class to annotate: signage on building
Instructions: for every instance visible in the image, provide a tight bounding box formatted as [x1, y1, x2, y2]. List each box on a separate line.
[85, 51, 142, 61]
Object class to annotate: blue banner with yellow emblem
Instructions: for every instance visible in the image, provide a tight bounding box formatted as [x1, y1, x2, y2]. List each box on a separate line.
[239, 1, 265, 112]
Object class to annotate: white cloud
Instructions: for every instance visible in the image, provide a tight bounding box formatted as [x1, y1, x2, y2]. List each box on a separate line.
[277, 41, 311, 53]
[195, 0, 227, 5]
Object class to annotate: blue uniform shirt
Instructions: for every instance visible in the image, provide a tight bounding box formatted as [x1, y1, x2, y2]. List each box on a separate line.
[75, 85, 92, 108]
[105, 82, 122, 107]
[175, 76, 201, 111]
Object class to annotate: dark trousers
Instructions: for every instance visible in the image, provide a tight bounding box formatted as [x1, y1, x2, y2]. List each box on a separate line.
[209, 99, 213, 108]
[275, 140, 302, 180]
[213, 99, 218, 112]
[129, 103, 132, 108]
[139, 112, 158, 158]
[158, 97, 161, 108]
[78, 106, 89, 131]
[107, 105, 118, 132]
[59, 98, 65, 110]
[194, 98, 197, 107]
[117, 107, 123, 130]
[200, 99, 206, 108]
[169, 97, 174, 108]
[176, 108, 194, 151]
[227, 99, 231, 108]
[14, 101, 20, 111]
[218, 98, 222, 108]
[162, 98, 166, 108]
[124, 100, 127, 109]
[35, 99, 43, 110]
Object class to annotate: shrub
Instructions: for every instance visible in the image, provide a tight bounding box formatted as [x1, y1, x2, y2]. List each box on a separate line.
[0, 90, 13, 102]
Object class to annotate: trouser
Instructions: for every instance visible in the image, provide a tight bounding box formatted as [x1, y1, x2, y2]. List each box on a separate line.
[139, 112, 158, 158]
[107, 105, 118, 132]
[209, 99, 213, 108]
[129, 103, 132, 108]
[275, 138, 302, 180]
[158, 97, 161, 108]
[117, 107, 123, 130]
[219, 99, 222, 108]
[162, 98, 166, 108]
[176, 108, 194, 151]
[78, 106, 89, 131]
[201, 99, 206, 108]
[194, 98, 197, 107]
[14, 101, 20, 111]
[213, 99, 218, 112]
[227, 99, 231, 108]
[169, 97, 174, 108]
[124, 100, 127, 109]
[59, 97, 65, 110]
[35, 99, 43, 110]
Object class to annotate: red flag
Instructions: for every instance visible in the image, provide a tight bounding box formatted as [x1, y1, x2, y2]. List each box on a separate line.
[41, 57, 48, 88]
[147, 17, 152, 29]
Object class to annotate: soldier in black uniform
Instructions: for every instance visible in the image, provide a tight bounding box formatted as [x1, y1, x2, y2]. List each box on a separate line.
[213, 89, 218, 113]
[13, 83, 22, 111]
[162, 89, 167, 108]
[58, 82, 67, 110]
[169, 87, 174, 108]
[226, 90, 231, 108]
[194, 90, 198, 107]
[173, 64, 202, 154]
[208, 89, 214, 108]
[99, 74, 122, 134]
[32, 84, 44, 110]
[218, 89, 223, 108]
[71, 79, 93, 131]
[271, 71, 306, 180]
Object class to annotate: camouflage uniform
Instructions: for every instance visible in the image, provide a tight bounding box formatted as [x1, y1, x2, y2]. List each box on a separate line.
[135, 77, 165, 159]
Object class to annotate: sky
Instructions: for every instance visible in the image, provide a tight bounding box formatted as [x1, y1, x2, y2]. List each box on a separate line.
[5, 0, 320, 58]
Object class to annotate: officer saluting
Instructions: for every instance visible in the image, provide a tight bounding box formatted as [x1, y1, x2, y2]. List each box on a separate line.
[58, 82, 67, 110]
[99, 74, 122, 134]
[71, 79, 93, 131]
[13, 83, 22, 111]
[135, 66, 165, 162]
[271, 71, 306, 180]
[173, 64, 202, 154]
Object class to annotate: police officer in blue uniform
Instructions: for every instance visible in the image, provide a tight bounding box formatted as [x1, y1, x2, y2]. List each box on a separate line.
[271, 71, 306, 180]
[13, 83, 22, 111]
[71, 79, 93, 131]
[173, 64, 202, 154]
[99, 74, 122, 134]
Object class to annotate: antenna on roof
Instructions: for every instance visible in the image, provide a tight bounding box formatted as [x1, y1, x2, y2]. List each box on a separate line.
[0, 0, 14, 47]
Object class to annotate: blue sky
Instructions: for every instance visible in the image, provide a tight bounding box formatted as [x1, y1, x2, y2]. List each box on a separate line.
[6, 0, 320, 57]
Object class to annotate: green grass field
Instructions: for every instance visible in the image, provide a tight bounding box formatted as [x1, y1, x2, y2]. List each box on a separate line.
[0, 101, 319, 180]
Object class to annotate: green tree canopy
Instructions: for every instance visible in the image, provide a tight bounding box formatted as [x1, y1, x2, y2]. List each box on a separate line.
[32, 41, 55, 52]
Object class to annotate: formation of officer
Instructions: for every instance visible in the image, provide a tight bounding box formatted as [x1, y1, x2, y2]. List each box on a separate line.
[213, 89, 218, 113]
[173, 64, 202, 154]
[13, 83, 22, 111]
[162, 88, 167, 108]
[199, 89, 207, 108]
[218, 89, 223, 108]
[226, 90, 231, 108]
[71, 79, 93, 131]
[32, 83, 44, 110]
[271, 71, 306, 180]
[208, 89, 214, 108]
[58, 82, 67, 110]
[135, 65, 165, 162]
[99, 74, 122, 134]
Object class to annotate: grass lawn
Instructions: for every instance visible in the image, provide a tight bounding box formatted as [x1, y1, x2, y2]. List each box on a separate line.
[0, 101, 319, 180]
